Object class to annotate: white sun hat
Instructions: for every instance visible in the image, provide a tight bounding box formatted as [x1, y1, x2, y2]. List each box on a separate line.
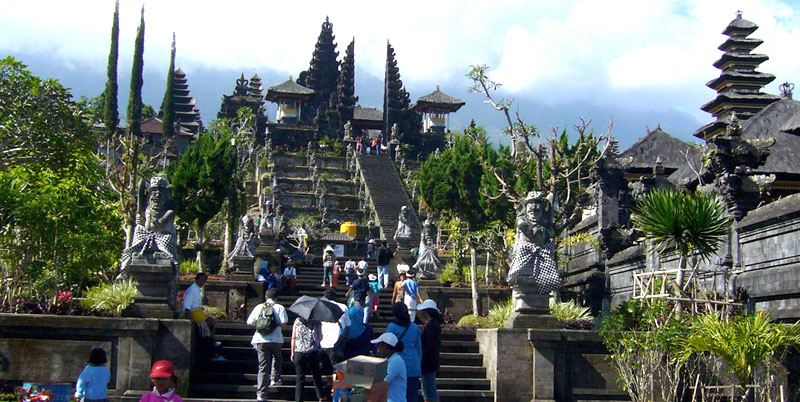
[370, 332, 399, 347]
[417, 299, 440, 313]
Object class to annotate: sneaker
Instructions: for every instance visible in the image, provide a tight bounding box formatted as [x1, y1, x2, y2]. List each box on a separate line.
[269, 380, 282, 387]
[214, 341, 222, 347]
[210, 355, 226, 361]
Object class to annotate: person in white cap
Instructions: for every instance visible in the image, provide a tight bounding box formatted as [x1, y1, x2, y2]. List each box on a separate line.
[321, 245, 335, 287]
[417, 300, 442, 402]
[370, 332, 407, 402]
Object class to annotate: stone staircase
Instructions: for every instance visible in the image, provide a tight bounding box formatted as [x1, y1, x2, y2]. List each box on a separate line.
[357, 154, 422, 246]
[186, 260, 494, 402]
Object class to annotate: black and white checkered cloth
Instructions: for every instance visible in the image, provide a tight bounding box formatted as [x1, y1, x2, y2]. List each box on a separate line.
[508, 241, 560, 293]
[120, 224, 178, 276]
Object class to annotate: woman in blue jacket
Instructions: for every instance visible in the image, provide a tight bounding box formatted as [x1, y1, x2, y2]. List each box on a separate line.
[386, 302, 422, 402]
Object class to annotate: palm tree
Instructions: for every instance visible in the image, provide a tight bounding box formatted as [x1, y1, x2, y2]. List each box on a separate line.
[631, 189, 731, 302]
[677, 312, 800, 401]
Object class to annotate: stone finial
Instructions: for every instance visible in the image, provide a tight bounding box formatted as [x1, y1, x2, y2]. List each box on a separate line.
[780, 82, 794, 99]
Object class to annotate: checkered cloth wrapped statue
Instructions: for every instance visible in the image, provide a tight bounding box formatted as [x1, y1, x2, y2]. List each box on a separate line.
[119, 175, 178, 277]
[228, 213, 256, 268]
[507, 191, 561, 293]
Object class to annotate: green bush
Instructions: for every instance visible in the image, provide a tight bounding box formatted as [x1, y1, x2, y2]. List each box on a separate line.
[438, 262, 464, 283]
[549, 299, 592, 322]
[456, 314, 489, 328]
[203, 305, 227, 320]
[81, 280, 138, 316]
[487, 298, 513, 328]
[179, 260, 200, 274]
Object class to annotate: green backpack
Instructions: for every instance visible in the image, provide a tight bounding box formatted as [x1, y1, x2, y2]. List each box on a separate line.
[256, 302, 278, 335]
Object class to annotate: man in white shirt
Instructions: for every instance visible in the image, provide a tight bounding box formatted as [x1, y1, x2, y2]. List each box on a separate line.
[319, 288, 351, 379]
[357, 258, 368, 274]
[183, 273, 224, 359]
[247, 288, 288, 401]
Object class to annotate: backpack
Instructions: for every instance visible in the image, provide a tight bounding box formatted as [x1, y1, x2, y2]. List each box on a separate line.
[256, 302, 278, 336]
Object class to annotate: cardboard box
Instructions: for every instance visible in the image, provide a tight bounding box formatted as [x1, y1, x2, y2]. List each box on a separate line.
[343, 355, 388, 389]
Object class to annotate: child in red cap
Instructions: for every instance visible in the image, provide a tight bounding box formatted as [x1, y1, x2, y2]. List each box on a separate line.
[139, 360, 182, 402]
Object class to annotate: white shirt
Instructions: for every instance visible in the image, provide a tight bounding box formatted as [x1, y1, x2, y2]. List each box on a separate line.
[247, 301, 288, 344]
[183, 282, 202, 311]
[357, 260, 368, 270]
[283, 267, 296, 277]
[319, 299, 350, 349]
[345, 260, 356, 271]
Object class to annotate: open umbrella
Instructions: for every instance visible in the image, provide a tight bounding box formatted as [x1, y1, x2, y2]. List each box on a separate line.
[288, 295, 344, 323]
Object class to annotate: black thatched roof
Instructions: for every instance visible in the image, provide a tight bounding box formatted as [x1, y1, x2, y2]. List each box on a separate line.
[781, 111, 800, 135]
[266, 78, 314, 102]
[353, 106, 383, 122]
[413, 86, 465, 113]
[618, 127, 693, 171]
[723, 12, 758, 36]
[319, 233, 354, 242]
[671, 99, 800, 185]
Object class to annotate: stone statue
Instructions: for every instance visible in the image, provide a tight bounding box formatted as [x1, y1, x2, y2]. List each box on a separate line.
[259, 200, 275, 236]
[399, 158, 407, 173]
[344, 121, 353, 140]
[120, 175, 178, 276]
[433, 148, 441, 158]
[228, 213, 256, 268]
[395, 148, 403, 165]
[390, 123, 400, 144]
[414, 218, 440, 279]
[394, 206, 412, 240]
[507, 191, 560, 293]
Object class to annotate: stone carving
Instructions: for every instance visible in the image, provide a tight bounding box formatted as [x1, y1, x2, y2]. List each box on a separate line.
[411, 181, 418, 200]
[120, 175, 178, 276]
[394, 206, 412, 241]
[414, 218, 440, 279]
[344, 121, 354, 140]
[433, 148, 441, 158]
[395, 147, 403, 165]
[399, 158, 407, 174]
[259, 200, 275, 236]
[228, 213, 256, 268]
[390, 123, 400, 144]
[507, 191, 561, 293]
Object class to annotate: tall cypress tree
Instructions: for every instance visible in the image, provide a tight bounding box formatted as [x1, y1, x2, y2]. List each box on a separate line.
[103, 0, 119, 139]
[383, 41, 404, 139]
[127, 6, 145, 140]
[161, 33, 176, 138]
[327, 38, 357, 138]
[302, 16, 339, 127]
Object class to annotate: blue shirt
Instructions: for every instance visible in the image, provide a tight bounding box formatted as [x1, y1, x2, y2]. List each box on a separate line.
[384, 353, 407, 402]
[402, 279, 418, 298]
[74, 365, 110, 399]
[386, 322, 422, 377]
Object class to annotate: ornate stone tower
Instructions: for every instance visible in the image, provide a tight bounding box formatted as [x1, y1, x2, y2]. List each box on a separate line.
[694, 11, 780, 140]
[172, 68, 202, 135]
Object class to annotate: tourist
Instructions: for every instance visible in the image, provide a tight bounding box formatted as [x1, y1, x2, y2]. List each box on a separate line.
[366, 239, 375, 259]
[183, 273, 222, 360]
[139, 360, 182, 402]
[386, 302, 422, 402]
[403, 271, 423, 323]
[283, 261, 297, 291]
[332, 260, 341, 287]
[392, 271, 407, 304]
[291, 317, 325, 402]
[75, 347, 110, 402]
[343, 302, 374, 360]
[418, 300, 442, 402]
[322, 245, 335, 287]
[376, 240, 393, 289]
[320, 288, 351, 378]
[344, 257, 356, 286]
[368, 274, 381, 318]
[357, 258, 368, 276]
[261, 264, 282, 293]
[371, 137, 378, 155]
[247, 288, 288, 400]
[346, 267, 372, 323]
[356, 136, 363, 154]
[369, 332, 407, 402]
[257, 261, 270, 282]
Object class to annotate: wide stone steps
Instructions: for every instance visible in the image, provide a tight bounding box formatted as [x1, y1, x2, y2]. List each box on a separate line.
[357, 154, 422, 244]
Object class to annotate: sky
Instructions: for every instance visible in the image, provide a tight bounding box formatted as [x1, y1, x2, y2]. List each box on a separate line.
[2, 0, 799, 148]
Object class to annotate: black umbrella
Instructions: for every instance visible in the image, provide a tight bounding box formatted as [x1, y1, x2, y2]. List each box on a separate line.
[288, 295, 344, 323]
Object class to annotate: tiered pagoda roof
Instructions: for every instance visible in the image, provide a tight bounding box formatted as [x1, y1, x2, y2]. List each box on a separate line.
[248, 74, 264, 99]
[218, 74, 268, 137]
[413, 85, 465, 113]
[172, 68, 202, 134]
[694, 11, 780, 140]
[265, 77, 315, 102]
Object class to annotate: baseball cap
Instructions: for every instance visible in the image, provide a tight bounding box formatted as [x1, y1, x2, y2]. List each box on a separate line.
[150, 360, 175, 378]
[370, 332, 399, 347]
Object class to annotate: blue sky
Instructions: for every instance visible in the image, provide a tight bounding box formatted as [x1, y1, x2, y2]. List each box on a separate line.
[2, 0, 799, 147]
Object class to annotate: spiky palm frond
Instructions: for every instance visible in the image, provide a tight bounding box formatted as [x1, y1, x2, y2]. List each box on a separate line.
[631, 189, 731, 261]
[676, 312, 800, 386]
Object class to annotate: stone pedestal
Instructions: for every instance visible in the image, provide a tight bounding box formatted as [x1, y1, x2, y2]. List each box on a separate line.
[395, 236, 413, 250]
[229, 255, 256, 282]
[123, 258, 177, 319]
[505, 277, 559, 329]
